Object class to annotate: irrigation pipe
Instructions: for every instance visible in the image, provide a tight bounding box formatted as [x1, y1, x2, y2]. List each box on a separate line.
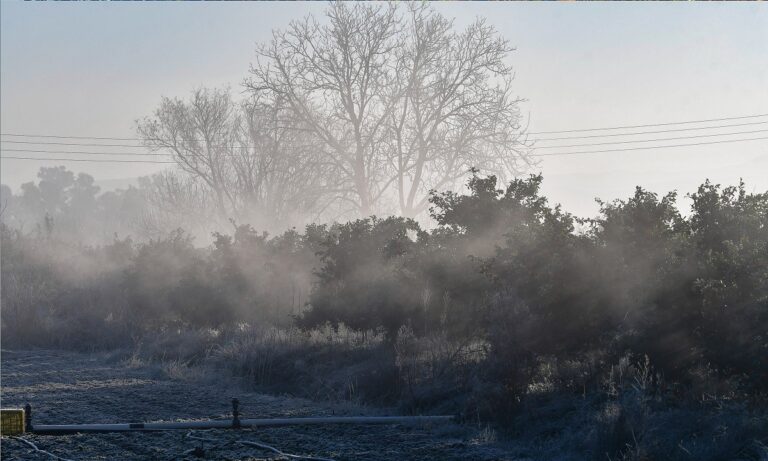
[9, 436, 75, 461]
[32, 415, 454, 434]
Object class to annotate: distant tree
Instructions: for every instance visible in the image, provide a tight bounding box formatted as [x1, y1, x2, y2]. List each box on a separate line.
[69, 173, 100, 217]
[248, 3, 530, 218]
[137, 88, 244, 218]
[37, 166, 75, 215]
[135, 171, 215, 240]
[137, 88, 335, 231]
[389, 5, 530, 217]
[3, 167, 105, 242]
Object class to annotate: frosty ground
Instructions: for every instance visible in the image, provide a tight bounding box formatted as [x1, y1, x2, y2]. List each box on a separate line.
[0, 350, 511, 461]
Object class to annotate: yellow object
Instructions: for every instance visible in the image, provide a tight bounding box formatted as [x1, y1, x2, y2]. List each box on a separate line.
[1, 408, 26, 435]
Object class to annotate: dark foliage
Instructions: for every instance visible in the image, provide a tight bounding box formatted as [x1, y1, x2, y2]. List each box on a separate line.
[2, 168, 766, 446]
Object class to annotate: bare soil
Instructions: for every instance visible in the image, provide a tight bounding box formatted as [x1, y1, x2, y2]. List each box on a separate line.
[1, 350, 514, 460]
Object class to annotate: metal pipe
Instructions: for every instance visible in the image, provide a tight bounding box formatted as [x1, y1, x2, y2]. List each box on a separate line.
[32, 415, 454, 434]
[33, 420, 233, 434]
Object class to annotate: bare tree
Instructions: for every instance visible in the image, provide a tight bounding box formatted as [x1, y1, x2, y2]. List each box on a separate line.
[137, 88, 334, 231]
[135, 171, 214, 240]
[390, 4, 532, 217]
[248, 2, 531, 218]
[139, 4, 531, 224]
[138, 88, 240, 219]
[239, 96, 341, 226]
[247, 3, 404, 216]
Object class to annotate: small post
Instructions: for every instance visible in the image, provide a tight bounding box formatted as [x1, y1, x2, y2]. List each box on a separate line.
[24, 404, 32, 433]
[231, 398, 240, 429]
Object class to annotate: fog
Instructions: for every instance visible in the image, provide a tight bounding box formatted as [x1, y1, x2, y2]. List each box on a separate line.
[1, 3, 767, 460]
[3, 2, 767, 218]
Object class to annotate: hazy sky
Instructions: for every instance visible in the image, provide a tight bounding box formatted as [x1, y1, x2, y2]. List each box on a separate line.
[2, 2, 767, 217]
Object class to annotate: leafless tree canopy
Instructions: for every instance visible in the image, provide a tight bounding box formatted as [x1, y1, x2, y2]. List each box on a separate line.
[248, 3, 531, 218]
[137, 88, 336, 231]
[140, 3, 532, 226]
[390, 5, 532, 217]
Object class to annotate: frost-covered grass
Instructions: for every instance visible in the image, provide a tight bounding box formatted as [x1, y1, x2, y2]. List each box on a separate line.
[124, 326, 768, 461]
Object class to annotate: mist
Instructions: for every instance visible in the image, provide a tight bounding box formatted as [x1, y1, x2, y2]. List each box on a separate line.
[1, 3, 767, 460]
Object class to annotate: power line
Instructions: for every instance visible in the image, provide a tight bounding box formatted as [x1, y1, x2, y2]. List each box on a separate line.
[535, 129, 768, 149]
[527, 113, 768, 135]
[2, 136, 765, 164]
[5, 127, 768, 151]
[1, 133, 140, 141]
[0, 156, 175, 164]
[0, 140, 254, 151]
[529, 136, 768, 157]
[0, 148, 248, 160]
[1, 140, 147, 148]
[0, 139, 254, 149]
[1, 148, 167, 157]
[4, 118, 768, 144]
[532, 121, 768, 142]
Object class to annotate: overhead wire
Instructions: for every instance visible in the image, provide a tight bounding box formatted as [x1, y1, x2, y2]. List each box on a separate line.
[0, 133, 140, 142]
[4, 126, 768, 149]
[2, 140, 149, 148]
[1, 148, 168, 157]
[0, 156, 175, 164]
[2, 113, 767, 164]
[530, 121, 768, 142]
[530, 136, 768, 157]
[534, 129, 768, 149]
[2, 135, 766, 163]
[3, 115, 768, 143]
[526, 113, 768, 134]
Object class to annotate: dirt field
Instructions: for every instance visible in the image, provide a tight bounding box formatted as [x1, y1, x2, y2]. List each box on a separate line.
[1, 350, 514, 460]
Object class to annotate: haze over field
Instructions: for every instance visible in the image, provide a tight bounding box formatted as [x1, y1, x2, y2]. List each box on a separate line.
[2, 2, 767, 219]
[1, 3, 767, 461]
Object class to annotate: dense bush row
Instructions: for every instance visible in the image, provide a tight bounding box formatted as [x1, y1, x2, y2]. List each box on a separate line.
[2, 172, 767, 455]
[304, 172, 767, 394]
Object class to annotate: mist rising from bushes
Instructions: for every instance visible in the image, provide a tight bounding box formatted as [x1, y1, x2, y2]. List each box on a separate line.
[2, 169, 767, 453]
